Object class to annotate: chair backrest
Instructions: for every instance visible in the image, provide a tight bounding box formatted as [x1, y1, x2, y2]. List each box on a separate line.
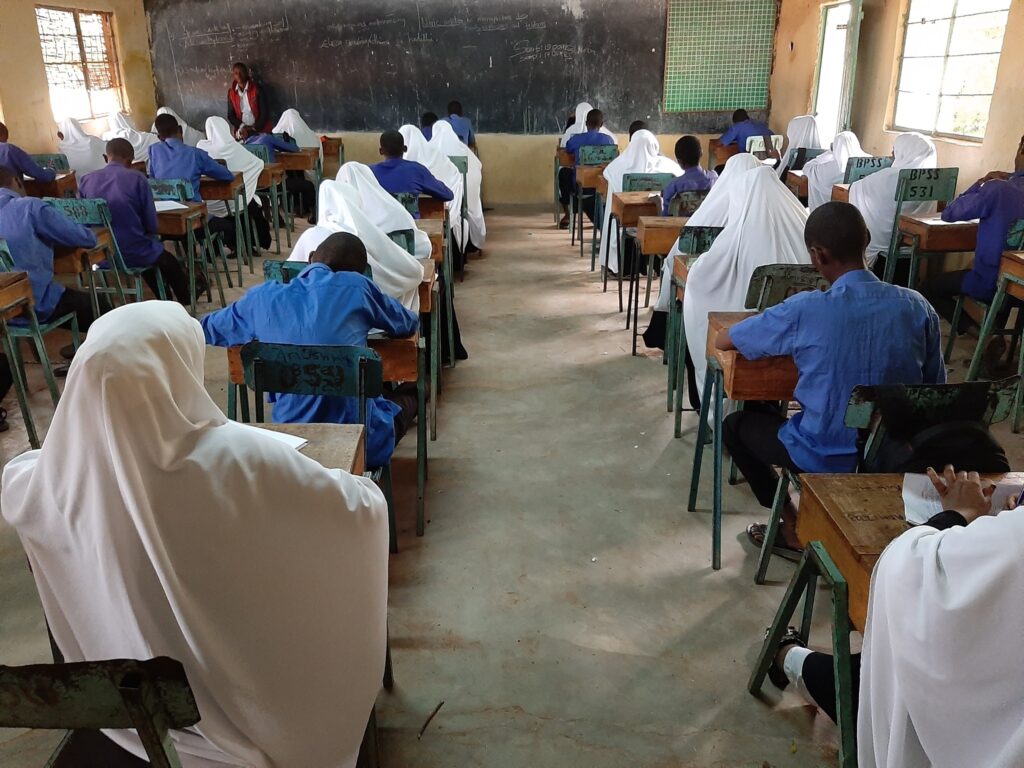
[623, 173, 675, 193]
[263, 260, 374, 284]
[676, 225, 723, 256]
[391, 192, 419, 217]
[148, 178, 194, 202]
[844, 155, 894, 183]
[893, 167, 959, 205]
[668, 189, 710, 217]
[744, 264, 829, 311]
[577, 145, 619, 165]
[30, 153, 70, 172]
[789, 147, 826, 172]
[245, 143, 271, 163]
[387, 229, 416, 256]
[745, 134, 784, 153]
[1005, 217, 1024, 250]
[0, 657, 199, 765]
[0, 239, 14, 271]
[448, 155, 468, 174]
[43, 196, 109, 228]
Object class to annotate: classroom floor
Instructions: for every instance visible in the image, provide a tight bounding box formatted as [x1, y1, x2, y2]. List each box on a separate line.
[0, 207, 1021, 766]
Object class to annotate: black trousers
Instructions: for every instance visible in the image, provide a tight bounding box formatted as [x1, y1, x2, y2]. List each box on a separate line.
[800, 651, 862, 725]
[722, 406, 804, 508]
[248, 200, 272, 250]
[286, 172, 316, 217]
[0, 352, 12, 402]
[207, 215, 237, 252]
[557, 168, 598, 221]
[384, 383, 418, 445]
[142, 250, 193, 305]
[48, 287, 96, 333]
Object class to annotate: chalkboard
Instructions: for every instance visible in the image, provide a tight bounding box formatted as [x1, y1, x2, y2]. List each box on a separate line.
[145, 0, 735, 135]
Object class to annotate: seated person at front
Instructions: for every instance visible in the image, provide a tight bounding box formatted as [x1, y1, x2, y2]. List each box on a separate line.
[0, 167, 98, 358]
[769, 467, 1024, 768]
[919, 132, 1024, 352]
[79, 138, 196, 305]
[628, 120, 647, 139]
[0, 121, 56, 183]
[558, 108, 616, 228]
[149, 113, 239, 250]
[715, 202, 944, 555]
[661, 135, 717, 215]
[370, 130, 454, 216]
[445, 100, 476, 149]
[201, 232, 419, 469]
[420, 111, 438, 142]
[238, 124, 316, 220]
[717, 109, 773, 170]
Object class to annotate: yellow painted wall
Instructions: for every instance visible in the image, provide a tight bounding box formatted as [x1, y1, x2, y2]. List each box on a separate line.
[0, 0, 156, 153]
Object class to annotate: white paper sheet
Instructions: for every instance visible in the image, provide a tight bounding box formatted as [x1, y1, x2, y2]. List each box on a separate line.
[902, 473, 1022, 525]
[154, 200, 189, 212]
[239, 424, 309, 451]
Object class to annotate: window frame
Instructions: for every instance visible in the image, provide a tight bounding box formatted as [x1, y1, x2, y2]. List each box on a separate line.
[35, 4, 126, 122]
[889, 0, 1010, 143]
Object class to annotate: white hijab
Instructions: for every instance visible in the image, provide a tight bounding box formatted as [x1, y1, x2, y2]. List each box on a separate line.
[682, 166, 810, 396]
[197, 116, 264, 207]
[777, 114, 822, 178]
[57, 117, 105, 174]
[289, 180, 424, 311]
[429, 120, 486, 249]
[805, 131, 868, 210]
[560, 101, 617, 146]
[272, 108, 323, 165]
[859, 507, 1024, 768]
[154, 107, 204, 147]
[336, 161, 432, 261]
[0, 301, 388, 768]
[849, 132, 937, 262]
[398, 123, 465, 244]
[655, 153, 762, 312]
[103, 111, 160, 163]
[598, 130, 682, 274]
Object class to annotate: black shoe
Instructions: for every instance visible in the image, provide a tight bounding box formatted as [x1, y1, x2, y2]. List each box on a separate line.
[0, 407, 8, 432]
[60, 344, 77, 361]
[766, 626, 805, 690]
[53, 363, 70, 378]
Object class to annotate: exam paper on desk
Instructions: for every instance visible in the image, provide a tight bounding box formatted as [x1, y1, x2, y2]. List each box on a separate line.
[238, 424, 309, 451]
[902, 473, 1022, 525]
[154, 200, 189, 212]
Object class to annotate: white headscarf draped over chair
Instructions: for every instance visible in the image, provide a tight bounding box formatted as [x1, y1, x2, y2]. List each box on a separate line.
[849, 132, 937, 264]
[337, 161, 432, 261]
[804, 131, 868, 210]
[777, 114, 823, 178]
[197, 116, 264, 208]
[102, 111, 160, 163]
[57, 117, 105, 174]
[560, 101, 617, 147]
[428, 120, 486, 249]
[682, 166, 811, 397]
[153, 107, 204, 147]
[0, 301, 389, 768]
[288, 180, 425, 312]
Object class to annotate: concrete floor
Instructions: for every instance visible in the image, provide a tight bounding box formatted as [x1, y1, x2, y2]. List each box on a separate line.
[0, 206, 1020, 766]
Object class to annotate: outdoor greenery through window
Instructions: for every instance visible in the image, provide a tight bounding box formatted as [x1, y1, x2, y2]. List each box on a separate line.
[893, 0, 1010, 140]
[35, 6, 124, 122]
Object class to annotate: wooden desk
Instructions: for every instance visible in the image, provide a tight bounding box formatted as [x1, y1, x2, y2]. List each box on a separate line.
[706, 312, 798, 401]
[797, 472, 1023, 631]
[831, 183, 850, 203]
[199, 173, 244, 202]
[53, 228, 111, 275]
[418, 269, 437, 313]
[417, 218, 444, 263]
[557, 148, 573, 168]
[1000, 250, 1024, 301]
[418, 197, 446, 220]
[0, 272, 33, 321]
[786, 170, 808, 199]
[24, 171, 77, 199]
[709, 138, 738, 170]
[257, 423, 365, 475]
[610, 192, 660, 227]
[258, 162, 285, 188]
[276, 148, 320, 173]
[637, 216, 688, 257]
[576, 164, 607, 189]
[131, 161, 147, 174]
[672, 253, 688, 302]
[156, 202, 207, 238]
[898, 214, 978, 253]
[321, 136, 344, 161]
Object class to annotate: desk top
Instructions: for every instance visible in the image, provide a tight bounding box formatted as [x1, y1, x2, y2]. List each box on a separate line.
[706, 312, 798, 401]
[611, 192, 660, 223]
[255, 423, 365, 475]
[898, 214, 978, 252]
[637, 216, 688, 256]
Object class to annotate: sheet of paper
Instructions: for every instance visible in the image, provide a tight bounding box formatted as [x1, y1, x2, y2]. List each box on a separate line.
[902, 473, 1023, 525]
[154, 200, 189, 212]
[239, 424, 308, 451]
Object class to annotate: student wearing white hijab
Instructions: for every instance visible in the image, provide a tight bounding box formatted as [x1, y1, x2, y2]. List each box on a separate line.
[560, 101, 617, 147]
[683, 166, 810, 399]
[103, 111, 160, 164]
[289, 180, 424, 311]
[777, 114, 822, 178]
[273, 108, 320, 151]
[399, 123, 465, 231]
[153, 107, 204, 147]
[56, 117, 106, 174]
[0, 301, 389, 768]
[429, 120, 486, 250]
[598, 129, 682, 275]
[849, 132, 937, 268]
[804, 130, 868, 210]
[337, 161, 432, 260]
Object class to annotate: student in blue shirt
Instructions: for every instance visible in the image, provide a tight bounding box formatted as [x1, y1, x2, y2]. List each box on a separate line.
[420, 112, 438, 142]
[79, 138, 196, 304]
[717, 109, 773, 171]
[661, 135, 717, 215]
[558, 109, 616, 228]
[716, 202, 944, 555]
[445, 101, 475, 149]
[370, 131, 454, 217]
[201, 232, 419, 468]
[0, 122, 56, 183]
[238, 125, 316, 220]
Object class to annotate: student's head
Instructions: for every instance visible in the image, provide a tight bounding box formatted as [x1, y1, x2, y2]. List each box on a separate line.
[104, 138, 134, 166]
[379, 130, 406, 159]
[585, 109, 604, 130]
[232, 62, 250, 86]
[154, 113, 182, 141]
[447, 100, 463, 117]
[0, 122, 8, 143]
[0, 167, 25, 197]
[1016, 134, 1024, 173]
[421, 111, 438, 128]
[628, 120, 647, 138]
[310, 232, 368, 274]
[732, 109, 750, 124]
[804, 202, 870, 280]
[675, 135, 702, 168]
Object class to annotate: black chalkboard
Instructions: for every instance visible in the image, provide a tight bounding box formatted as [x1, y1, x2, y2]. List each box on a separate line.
[145, 0, 736, 135]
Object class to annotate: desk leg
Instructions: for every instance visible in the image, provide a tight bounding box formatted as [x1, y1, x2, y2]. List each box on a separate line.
[283, 180, 293, 246]
[666, 294, 677, 412]
[687, 369, 715, 511]
[270, 182, 281, 256]
[232, 197, 245, 287]
[674, 306, 689, 438]
[591, 194, 602, 271]
[416, 339, 427, 536]
[444, 247, 456, 369]
[711, 367, 724, 570]
[603, 216, 617, 294]
[2, 321, 38, 449]
[84, 257, 100, 319]
[187, 228, 197, 316]
[430, 289, 439, 441]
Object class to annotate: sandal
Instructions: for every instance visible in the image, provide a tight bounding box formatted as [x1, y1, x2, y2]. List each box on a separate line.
[766, 625, 805, 690]
[746, 523, 802, 563]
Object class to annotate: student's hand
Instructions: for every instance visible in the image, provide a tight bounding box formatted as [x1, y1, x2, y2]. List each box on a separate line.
[926, 465, 995, 523]
[978, 170, 1010, 185]
[1004, 492, 1022, 512]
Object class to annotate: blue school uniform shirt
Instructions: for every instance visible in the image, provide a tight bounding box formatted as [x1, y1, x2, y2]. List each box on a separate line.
[564, 130, 616, 188]
[370, 158, 454, 217]
[940, 171, 1024, 303]
[729, 269, 945, 473]
[445, 114, 475, 146]
[661, 166, 717, 215]
[421, 125, 433, 142]
[243, 133, 299, 163]
[79, 163, 164, 268]
[719, 119, 772, 152]
[0, 188, 96, 320]
[148, 138, 234, 202]
[0, 142, 56, 183]
[201, 263, 419, 468]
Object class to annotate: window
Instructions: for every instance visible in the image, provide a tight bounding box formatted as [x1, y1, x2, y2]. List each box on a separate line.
[892, 0, 1011, 140]
[35, 6, 124, 122]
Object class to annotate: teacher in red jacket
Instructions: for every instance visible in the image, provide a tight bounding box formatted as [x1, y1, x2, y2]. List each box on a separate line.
[227, 62, 272, 137]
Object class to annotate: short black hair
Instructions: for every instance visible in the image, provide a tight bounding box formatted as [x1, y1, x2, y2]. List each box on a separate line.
[153, 113, 181, 140]
[105, 137, 134, 162]
[380, 130, 405, 157]
[311, 232, 368, 274]
[675, 135, 702, 167]
[421, 111, 438, 128]
[804, 202, 870, 264]
[0, 122, 8, 142]
[232, 62, 249, 76]
[628, 120, 647, 138]
[447, 100, 463, 116]
[732, 109, 750, 123]
[585, 109, 604, 130]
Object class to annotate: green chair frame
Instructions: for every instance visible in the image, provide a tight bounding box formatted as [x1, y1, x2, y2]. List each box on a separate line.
[245, 143, 292, 256]
[880, 167, 959, 288]
[843, 155, 893, 184]
[786, 146, 827, 174]
[29, 153, 71, 172]
[392, 192, 419, 218]
[573, 144, 619, 260]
